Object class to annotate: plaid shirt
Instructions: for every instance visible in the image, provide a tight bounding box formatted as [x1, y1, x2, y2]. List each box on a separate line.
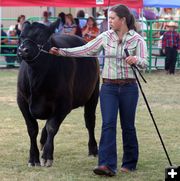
[162, 31, 180, 50]
[60, 30, 148, 79]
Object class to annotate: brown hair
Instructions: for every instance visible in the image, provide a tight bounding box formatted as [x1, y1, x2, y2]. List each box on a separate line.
[65, 13, 75, 24]
[17, 15, 25, 23]
[77, 10, 85, 18]
[110, 4, 136, 31]
[87, 17, 97, 27]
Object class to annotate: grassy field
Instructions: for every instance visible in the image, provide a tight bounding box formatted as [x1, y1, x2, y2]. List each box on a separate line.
[0, 69, 180, 181]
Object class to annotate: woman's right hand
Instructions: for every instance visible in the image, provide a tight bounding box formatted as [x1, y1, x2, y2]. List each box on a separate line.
[49, 47, 60, 56]
[162, 48, 165, 54]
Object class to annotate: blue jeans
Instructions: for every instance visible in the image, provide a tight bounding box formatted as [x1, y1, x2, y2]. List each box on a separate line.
[98, 82, 139, 173]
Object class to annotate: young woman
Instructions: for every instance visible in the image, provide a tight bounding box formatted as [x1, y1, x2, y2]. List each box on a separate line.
[62, 13, 77, 35]
[15, 15, 26, 36]
[82, 17, 99, 42]
[49, 4, 148, 176]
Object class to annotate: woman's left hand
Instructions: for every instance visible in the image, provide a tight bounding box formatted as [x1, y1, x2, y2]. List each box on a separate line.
[125, 56, 138, 65]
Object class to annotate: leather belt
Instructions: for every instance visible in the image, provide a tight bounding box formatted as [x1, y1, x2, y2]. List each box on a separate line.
[103, 78, 136, 85]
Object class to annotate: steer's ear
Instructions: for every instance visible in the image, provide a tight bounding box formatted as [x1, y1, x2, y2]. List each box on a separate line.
[20, 21, 31, 37]
[49, 18, 61, 34]
[22, 21, 31, 30]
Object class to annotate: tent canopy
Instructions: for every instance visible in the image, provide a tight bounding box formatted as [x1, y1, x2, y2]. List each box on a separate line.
[143, 0, 180, 8]
[1, 0, 143, 8]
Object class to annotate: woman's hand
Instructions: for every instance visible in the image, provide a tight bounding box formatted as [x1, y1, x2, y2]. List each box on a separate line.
[125, 56, 138, 65]
[49, 47, 60, 56]
[162, 48, 165, 54]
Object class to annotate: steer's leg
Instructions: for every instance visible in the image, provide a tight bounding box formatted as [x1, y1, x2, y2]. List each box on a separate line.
[41, 115, 66, 167]
[17, 95, 40, 167]
[84, 81, 99, 157]
[40, 124, 47, 151]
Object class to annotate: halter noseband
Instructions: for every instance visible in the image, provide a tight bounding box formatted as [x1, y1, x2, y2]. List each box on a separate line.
[19, 38, 49, 62]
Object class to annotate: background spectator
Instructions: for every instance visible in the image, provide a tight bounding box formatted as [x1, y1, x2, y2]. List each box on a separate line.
[62, 13, 77, 35]
[15, 15, 26, 36]
[76, 10, 87, 29]
[96, 12, 104, 29]
[0, 24, 8, 54]
[74, 18, 82, 37]
[58, 12, 66, 25]
[40, 11, 51, 26]
[5, 25, 18, 67]
[162, 21, 180, 74]
[100, 8, 108, 33]
[136, 16, 147, 37]
[99, 9, 108, 72]
[54, 12, 66, 34]
[159, 14, 172, 36]
[82, 17, 99, 42]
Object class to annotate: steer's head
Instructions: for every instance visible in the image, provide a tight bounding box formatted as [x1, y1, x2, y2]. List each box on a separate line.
[18, 19, 60, 63]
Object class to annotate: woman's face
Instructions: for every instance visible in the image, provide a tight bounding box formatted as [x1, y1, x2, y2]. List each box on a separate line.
[87, 19, 94, 27]
[65, 16, 73, 25]
[20, 17, 25, 24]
[9, 30, 16, 36]
[109, 11, 124, 31]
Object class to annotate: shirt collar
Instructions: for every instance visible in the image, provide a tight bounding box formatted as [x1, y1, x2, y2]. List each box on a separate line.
[109, 29, 135, 42]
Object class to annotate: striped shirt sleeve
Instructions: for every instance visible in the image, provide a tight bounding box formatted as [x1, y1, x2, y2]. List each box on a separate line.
[59, 33, 104, 57]
[135, 38, 148, 69]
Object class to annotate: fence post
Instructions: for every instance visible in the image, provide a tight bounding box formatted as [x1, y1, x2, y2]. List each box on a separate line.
[148, 20, 153, 72]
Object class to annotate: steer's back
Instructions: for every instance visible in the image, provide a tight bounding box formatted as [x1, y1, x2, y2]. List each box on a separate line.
[51, 34, 100, 106]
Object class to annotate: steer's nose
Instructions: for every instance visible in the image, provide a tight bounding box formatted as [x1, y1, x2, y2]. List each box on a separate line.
[21, 47, 29, 53]
[23, 47, 29, 53]
[18, 47, 29, 57]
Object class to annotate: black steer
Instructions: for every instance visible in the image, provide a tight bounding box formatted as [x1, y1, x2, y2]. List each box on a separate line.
[17, 21, 99, 167]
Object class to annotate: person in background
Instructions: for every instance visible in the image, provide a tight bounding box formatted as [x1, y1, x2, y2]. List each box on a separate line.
[159, 14, 171, 36]
[74, 18, 82, 37]
[62, 13, 77, 35]
[49, 4, 148, 176]
[96, 11, 105, 29]
[15, 15, 26, 36]
[99, 8, 108, 72]
[40, 11, 51, 26]
[5, 25, 18, 67]
[76, 10, 87, 29]
[0, 24, 8, 54]
[100, 8, 108, 33]
[55, 12, 66, 34]
[58, 12, 66, 25]
[7, 25, 18, 46]
[82, 17, 99, 42]
[162, 21, 180, 74]
[135, 16, 147, 37]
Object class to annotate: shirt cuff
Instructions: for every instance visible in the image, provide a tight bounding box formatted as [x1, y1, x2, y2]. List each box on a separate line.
[59, 48, 67, 56]
[134, 56, 138, 64]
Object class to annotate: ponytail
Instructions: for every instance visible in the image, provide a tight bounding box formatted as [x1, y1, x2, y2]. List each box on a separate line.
[127, 14, 136, 31]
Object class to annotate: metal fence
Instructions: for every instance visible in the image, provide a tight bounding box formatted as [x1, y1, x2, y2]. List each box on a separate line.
[1, 18, 180, 70]
[142, 19, 180, 71]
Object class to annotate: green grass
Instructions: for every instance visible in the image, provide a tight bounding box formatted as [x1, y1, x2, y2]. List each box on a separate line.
[0, 69, 180, 181]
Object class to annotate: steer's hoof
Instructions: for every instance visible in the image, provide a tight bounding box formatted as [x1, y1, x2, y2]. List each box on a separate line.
[28, 162, 34, 167]
[88, 153, 97, 157]
[46, 160, 53, 167]
[40, 158, 53, 167]
[35, 162, 41, 167]
[40, 158, 46, 167]
[28, 162, 40, 167]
